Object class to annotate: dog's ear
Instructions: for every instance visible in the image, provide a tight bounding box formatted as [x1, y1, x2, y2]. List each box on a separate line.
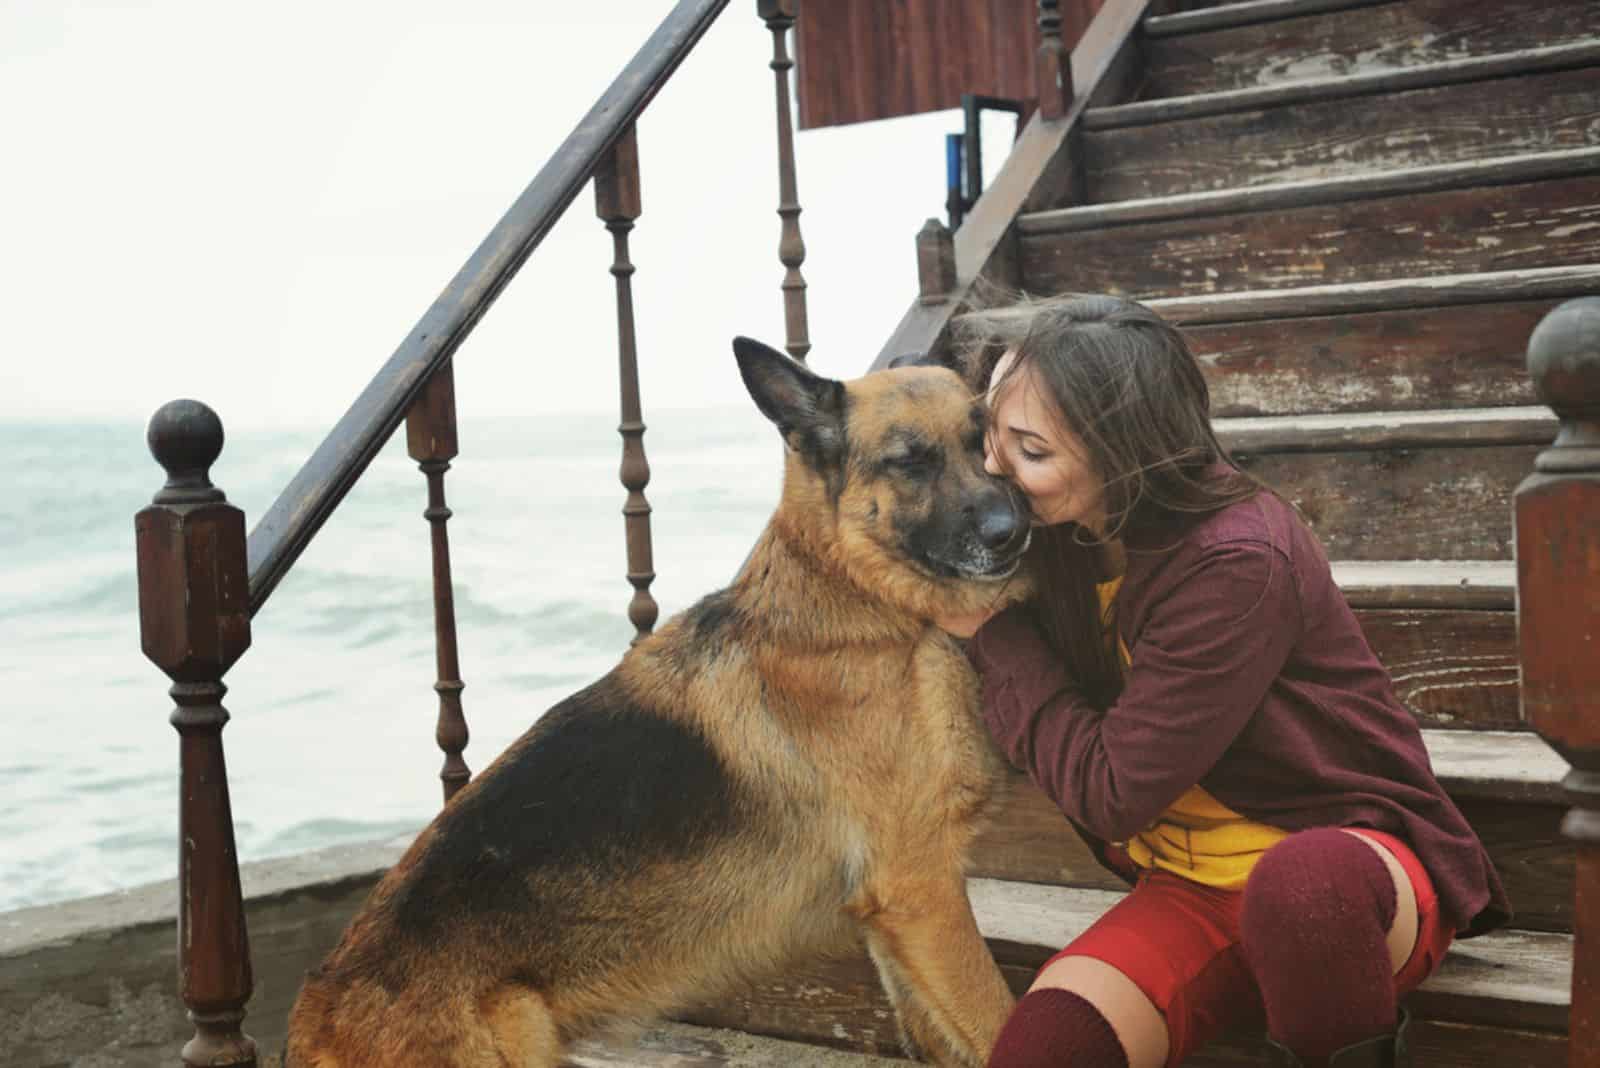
[733, 336, 846, 466]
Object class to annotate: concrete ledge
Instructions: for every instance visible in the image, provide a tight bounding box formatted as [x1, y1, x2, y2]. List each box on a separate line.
[0, 833, 413, 1068]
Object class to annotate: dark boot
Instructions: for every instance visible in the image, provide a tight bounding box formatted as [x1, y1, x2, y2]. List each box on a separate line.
[1264, 1007, 1411, 1067]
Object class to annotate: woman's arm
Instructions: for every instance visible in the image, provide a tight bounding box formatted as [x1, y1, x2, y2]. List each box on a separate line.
[968, 539, 1301, 842]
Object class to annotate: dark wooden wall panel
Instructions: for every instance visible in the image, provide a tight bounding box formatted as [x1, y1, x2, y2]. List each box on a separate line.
[796, 0, 1106, 129]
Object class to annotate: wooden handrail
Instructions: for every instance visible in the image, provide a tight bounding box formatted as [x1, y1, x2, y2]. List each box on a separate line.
[244, 0, 731, 618]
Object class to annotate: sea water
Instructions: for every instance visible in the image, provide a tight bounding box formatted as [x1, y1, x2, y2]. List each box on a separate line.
[0, 407, 780, 912]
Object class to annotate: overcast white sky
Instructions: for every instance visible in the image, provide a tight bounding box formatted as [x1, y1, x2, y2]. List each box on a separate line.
[2, 1, 1009, 429]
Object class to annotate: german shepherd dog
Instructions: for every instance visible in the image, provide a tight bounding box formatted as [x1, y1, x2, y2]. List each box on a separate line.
[286, 338, 1033, 1067]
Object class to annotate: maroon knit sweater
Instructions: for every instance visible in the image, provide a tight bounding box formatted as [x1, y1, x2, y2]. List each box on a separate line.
[967, 489, 1511, 937]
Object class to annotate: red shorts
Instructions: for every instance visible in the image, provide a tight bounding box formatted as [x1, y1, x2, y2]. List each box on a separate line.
[1042, 829, 1453, 1067]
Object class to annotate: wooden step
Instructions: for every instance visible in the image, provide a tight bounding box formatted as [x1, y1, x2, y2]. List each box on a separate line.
[1148, 264, 1600, 325]
[971, 730, 1573, 932]
[1020, 170, 1600, 299]
[1141, 0, 1600, 99]
[1213, 406, 1552, 560]
[1023, 146, 1600, 234]
[1135, 265, 1589, 418]
[1334, 560, 1512, 609]
[679, 876, 1571, 1064]
[1083, 54, 1600, 200]
[1145, 0, 1398, 37]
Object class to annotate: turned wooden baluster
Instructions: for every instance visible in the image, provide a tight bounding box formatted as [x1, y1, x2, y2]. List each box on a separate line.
[405, 365, 471, 802]
[1036, 0, 1074, 120]
[759, 0, 811, 363]
[135, 400, 256, 1068]
[1516, 297, 1600, 1067]
[595, 124, 658, 640]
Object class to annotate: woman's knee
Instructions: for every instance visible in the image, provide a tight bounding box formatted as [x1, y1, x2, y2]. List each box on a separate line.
[986, 955, 1167, 1068]
[1241, 827, 1416, 973]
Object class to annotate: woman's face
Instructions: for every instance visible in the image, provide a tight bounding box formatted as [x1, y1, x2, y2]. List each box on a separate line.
[984, 350, 1107, 533]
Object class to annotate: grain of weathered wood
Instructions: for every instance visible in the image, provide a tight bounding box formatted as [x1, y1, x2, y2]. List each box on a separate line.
[1150, 265, 1600, 326]
[1142, 0, 1395, 38]
[1213, 406, 1555, 454]
[1087, 40, 1600, 131]
[1355, 609, 1520, 729]
[1189, 300, 1551, 418]
[1454, 798, 1573, 933]
[1142, 0, 1600, 97]
[567, 1022, 904, 1067]
[1187, 1022, 1567, 1068]
[1022, 174, 1600, 298]
[1332, 561, 1513, 610]
[1235, 441, 1542, 559]
[1022, 146, 1600, 234]
[1083, 64, 1600, 199]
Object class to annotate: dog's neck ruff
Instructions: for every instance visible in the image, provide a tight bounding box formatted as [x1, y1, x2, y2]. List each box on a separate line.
[737, 520, 924, 650]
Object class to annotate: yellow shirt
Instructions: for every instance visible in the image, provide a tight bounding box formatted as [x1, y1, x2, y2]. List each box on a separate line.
[1097, 578, 1287, 889]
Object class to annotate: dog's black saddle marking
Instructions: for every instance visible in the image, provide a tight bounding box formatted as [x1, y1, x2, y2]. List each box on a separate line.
[390, 673, 743, 937]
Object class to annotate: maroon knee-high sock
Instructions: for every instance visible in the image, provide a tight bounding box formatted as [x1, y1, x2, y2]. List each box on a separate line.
[1240, 829, 1400, 1062]
[987, 988, 1128, 1068]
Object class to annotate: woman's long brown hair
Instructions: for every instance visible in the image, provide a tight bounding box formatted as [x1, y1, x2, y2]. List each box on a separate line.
[956, 293, 1266, 709]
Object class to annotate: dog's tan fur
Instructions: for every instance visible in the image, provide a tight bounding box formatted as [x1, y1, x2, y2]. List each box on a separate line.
[286, 343, 1030, 1067]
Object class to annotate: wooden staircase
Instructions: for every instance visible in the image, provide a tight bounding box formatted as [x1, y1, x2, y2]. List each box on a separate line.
[571, 0, 1596, 1063]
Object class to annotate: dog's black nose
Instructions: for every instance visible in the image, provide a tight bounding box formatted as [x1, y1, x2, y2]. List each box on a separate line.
[976, 505, 1020, 551]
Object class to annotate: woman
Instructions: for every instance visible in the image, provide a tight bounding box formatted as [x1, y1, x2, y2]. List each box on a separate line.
[935, 295, 1508, 1068]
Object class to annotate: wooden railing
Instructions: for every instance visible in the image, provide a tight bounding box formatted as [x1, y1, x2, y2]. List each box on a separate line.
[132, 2, 812, 1063]
[1517, 297, 1600, 1067]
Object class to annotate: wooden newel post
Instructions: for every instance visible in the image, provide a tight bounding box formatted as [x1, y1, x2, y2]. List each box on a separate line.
[135, 399, 256, 1068]
[405, 365, 472, 802]
[1516, 297, 1600, 1068]
[917, 218, 957, 305]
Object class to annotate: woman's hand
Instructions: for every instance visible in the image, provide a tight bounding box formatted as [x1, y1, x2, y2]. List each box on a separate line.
[934, 602, 1006, 639]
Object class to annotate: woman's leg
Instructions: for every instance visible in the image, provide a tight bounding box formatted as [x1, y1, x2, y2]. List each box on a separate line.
[988, 872, 1255, 1068]
[985, 955, 1165, 1068]
[1239, 828, 1416, 1062]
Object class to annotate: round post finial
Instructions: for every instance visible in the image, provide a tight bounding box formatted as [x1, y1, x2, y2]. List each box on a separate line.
[147, 399, 226, 504]
[1527, 297, 1600, 474]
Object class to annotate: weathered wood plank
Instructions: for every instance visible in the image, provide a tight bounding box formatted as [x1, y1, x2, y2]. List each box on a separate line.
[1022, 174, 1600, 297]
[1143, 0, 1396, 37]
[1234, 440, 1541, 559]
[1190, 300, 1550, 418]
[1022, 146, 1600, 234]
[1083, 64, 1600, 199]
[567, 1022, 904, 1067]
[1142, 0, 1600, 97]
[1150, 265, 1600, 326]
[1187, 1021, 1567, 1067]
[1333, 561, 1514, 610]
[1357, 609, 1520, 729]
[1088, 40, 1600, 130]
[1454, 798, 1573, 934]
[1214, 406, 1555, 453]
